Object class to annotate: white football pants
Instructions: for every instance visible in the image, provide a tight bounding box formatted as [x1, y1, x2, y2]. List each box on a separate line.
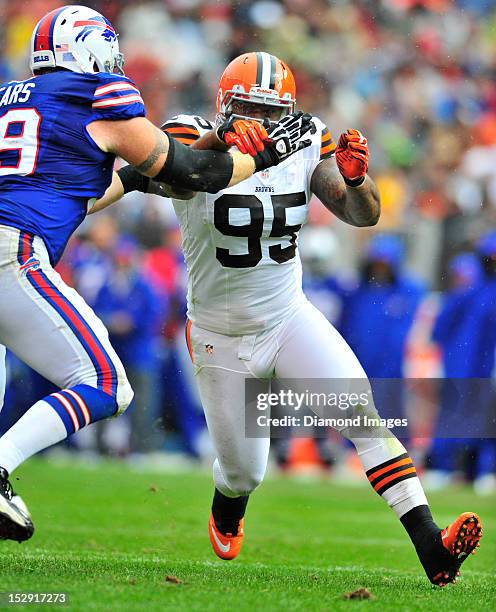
[0, 344, 5, 412]
[187, 299, 406, 497]
[0, 225, 132, 415]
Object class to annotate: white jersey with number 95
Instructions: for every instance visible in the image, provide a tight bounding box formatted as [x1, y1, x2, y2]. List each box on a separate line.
[162, 114, 336, 336]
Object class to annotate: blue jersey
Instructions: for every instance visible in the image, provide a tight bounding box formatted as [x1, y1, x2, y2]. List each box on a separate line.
[0, 70, 145, 264]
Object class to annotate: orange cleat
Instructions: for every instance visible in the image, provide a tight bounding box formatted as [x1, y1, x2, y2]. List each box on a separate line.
[208, 513, 244, 560]
[433, 512, 483, 586]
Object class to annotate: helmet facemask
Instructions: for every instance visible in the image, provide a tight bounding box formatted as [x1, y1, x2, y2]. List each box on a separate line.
[216, 88, 295, 127]
[109, 51, 125, 75]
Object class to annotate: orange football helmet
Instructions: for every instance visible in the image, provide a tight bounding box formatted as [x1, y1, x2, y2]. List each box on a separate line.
[216, 52, 296, 123]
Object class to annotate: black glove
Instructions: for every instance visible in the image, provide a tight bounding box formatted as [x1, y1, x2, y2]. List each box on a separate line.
[252, 111, 316, 172]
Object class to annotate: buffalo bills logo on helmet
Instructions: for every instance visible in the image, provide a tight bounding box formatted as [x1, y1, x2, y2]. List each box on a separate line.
[74, 16, 116, 43]
[101, 29, 117, 42]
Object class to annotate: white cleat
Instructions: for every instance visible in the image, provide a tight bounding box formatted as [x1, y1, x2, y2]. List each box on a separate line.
[0, 468, 34, 542]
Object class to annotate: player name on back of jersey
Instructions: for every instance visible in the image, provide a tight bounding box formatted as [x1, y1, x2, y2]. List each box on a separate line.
[0, 82, 35, 108]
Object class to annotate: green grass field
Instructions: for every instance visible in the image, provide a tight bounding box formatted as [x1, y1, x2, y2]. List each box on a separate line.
[0, 458, 494, 611]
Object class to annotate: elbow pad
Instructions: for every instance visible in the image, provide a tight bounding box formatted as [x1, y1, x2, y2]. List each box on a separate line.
[153, 133, 234, 194]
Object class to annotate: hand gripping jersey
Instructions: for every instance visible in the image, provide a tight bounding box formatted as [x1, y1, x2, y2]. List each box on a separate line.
[162, 114, 336, 336]
[0, 71, 145, 264]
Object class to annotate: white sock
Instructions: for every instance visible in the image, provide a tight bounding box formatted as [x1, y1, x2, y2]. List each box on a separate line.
[352, 434, 407, 470]
[380, 477, 428, 518]
[346, 430, 428, 519]
[0, 400, 67, 474]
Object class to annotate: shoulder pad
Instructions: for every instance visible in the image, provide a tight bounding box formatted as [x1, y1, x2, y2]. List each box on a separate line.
[312, 116, 336, 161]
[161, 114, 213, 145]
[91, 74, 143, 107]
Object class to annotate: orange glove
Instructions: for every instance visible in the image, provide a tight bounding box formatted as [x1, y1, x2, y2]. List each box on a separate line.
[217, 118, 268, 157]
[335, 128, 369, 186]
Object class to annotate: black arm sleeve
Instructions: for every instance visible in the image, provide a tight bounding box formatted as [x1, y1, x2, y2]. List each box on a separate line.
[117, 164, 150, 194]
[153, 133, 234, 194]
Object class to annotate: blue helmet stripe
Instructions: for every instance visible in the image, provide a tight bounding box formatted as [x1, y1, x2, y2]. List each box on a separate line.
[47, 6, 67, 53]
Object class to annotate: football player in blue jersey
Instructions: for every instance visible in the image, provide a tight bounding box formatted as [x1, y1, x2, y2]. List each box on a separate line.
[0, 4, 312, 542]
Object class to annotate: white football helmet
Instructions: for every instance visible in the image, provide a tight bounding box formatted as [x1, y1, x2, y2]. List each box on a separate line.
[29, 5, 124, 76]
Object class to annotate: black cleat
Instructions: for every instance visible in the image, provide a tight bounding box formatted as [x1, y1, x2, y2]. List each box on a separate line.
[0, 467, 34, 542]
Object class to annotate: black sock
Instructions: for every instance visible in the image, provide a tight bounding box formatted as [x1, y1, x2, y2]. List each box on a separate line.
[401, 505, 454, 582]
[400, 505, 439, 548]
[212, 488, 249, 535]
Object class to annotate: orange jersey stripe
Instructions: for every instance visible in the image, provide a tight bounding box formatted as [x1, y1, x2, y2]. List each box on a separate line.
[321, 133, 332, 144]
[367, 457, 412, 482]
[320, 143, 336, 156]
[373, 466, 417, 492]
[185, 319, 194, 363]
[165, 126, 199, 136]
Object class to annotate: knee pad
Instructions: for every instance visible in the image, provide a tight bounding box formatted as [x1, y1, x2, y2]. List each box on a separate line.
[222, 469, 264, 497]
[115, 377, 134, 416]
[213, 458, 266, 497]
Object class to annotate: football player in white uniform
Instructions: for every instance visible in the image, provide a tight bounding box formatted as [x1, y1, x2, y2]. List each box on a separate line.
[98, 53, 482, 586]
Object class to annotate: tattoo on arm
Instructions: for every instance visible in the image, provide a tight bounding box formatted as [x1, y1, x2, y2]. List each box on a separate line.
[135, 131, 169, 174]
[153, 126, 221, 198]
[310, 158, 380, 227]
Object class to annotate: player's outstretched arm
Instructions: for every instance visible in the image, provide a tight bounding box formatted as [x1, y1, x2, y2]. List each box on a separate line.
[88, 168, 186, 215]
[87, 116, 258, 193]
[144, 115, 272, 200]
[310, 129, 380, 227]
[139, 124, 227, 202]
[88, 116, 262, 214]
[88, 112, 314, 202]
[146, 112, 313, 192]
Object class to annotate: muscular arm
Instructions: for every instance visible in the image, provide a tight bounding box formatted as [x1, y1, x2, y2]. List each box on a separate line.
[88, 168, 192, 215]
[87, 116, 255, 186]
[310, 157, 380, 227]
[87, 118, 255, 213]
[191, 129, 229, 152]
[151, 125, 230, 201]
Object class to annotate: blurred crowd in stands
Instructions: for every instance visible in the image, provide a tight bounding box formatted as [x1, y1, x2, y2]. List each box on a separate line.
[1, 0, 496, 490]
